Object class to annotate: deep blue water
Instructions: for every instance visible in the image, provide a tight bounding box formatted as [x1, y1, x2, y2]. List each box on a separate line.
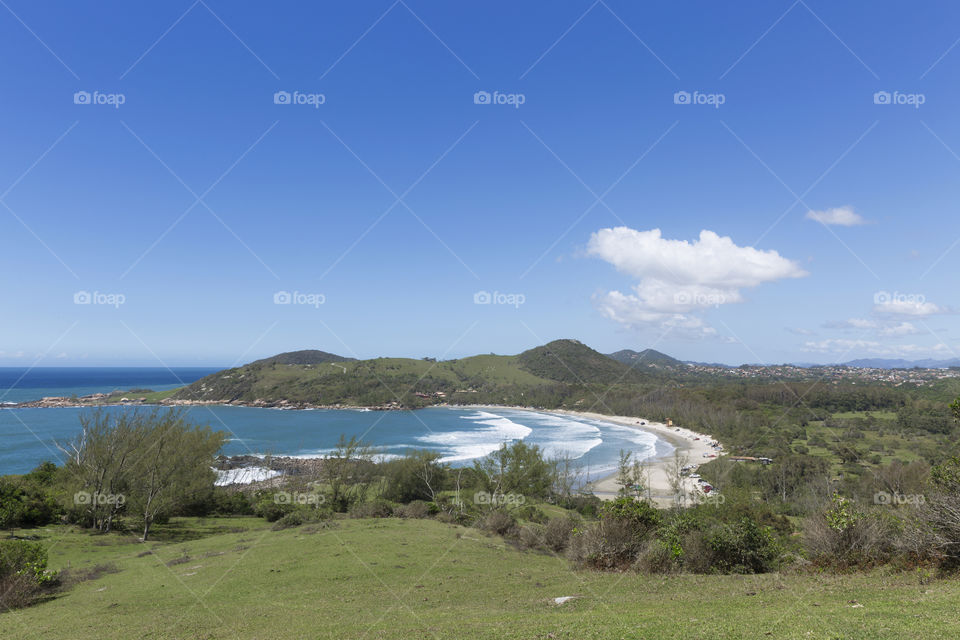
[0, 367, 219, 404]
[0, 369, 672, 480]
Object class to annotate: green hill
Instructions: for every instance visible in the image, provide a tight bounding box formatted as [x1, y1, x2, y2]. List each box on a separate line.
[249, 349, 354, 366]
[517, 339, 640, 384]
[168, 340, 652, 407]
[607, 348, 683, 369]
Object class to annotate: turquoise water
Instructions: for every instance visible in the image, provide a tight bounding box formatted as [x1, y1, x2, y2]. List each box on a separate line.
[0, 369, 672, 478]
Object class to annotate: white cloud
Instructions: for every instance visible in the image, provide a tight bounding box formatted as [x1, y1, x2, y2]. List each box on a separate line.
[786, 327, 816, 336]
[823, 318, 878, 330]
[874, 297, 946, 317]
[878, 322, 920, 337]
[820, 317, 922, 339]
[587, 227, 807, 336]
[802, 339, 949, 357]
[593, 290, 718, 340]
[805, 206, 866, 226]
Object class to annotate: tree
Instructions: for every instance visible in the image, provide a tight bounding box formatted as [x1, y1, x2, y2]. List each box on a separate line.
[62, 408, 225, 540]
[552, 452, 585, 499]
[616, 450, 646, 500]
[321, 435, 377, 512]
[128, 410, 225, 540]
[381, 450, 446, 503]
[921, 456, 960, 566]
[666, 451, 690, 508]
[472, 440, 555, 503]
[60, 409, 149, 533]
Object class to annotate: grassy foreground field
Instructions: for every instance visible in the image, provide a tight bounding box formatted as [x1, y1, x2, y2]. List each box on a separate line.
[4, 517, 959, 639]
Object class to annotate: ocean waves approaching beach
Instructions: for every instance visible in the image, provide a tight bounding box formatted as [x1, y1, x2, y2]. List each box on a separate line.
[0, 403, 670, 481]
[416, 411, 534, 462]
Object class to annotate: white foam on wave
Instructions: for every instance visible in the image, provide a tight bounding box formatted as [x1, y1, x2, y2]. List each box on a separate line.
[514, 412, 604, 460]
[214, 466, 282, 486]
[416, 411, 532, 463]
[598, 421, 660, 449]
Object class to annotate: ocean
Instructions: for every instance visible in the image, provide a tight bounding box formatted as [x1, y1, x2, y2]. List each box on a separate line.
[0, 368, 672, 480]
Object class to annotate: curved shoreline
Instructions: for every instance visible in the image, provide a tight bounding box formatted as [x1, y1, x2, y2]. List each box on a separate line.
[6, 399, 724, 504]
[452, 405, 723, 506]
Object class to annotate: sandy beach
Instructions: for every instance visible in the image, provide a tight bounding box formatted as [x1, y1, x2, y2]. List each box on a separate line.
[462, 405, 723, 507]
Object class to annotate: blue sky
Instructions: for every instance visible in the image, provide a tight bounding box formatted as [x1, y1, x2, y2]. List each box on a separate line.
[1, 1, 959, 366]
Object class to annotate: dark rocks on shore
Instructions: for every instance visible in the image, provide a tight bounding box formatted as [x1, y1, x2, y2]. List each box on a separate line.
[215, 454, 325, 476]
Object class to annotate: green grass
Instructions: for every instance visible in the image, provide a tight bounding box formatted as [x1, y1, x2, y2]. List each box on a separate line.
[786, 410, 935, 475]
[5, 516, 960, 639]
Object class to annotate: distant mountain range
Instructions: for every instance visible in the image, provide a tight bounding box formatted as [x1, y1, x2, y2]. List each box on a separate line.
[606, 349, 682, 369]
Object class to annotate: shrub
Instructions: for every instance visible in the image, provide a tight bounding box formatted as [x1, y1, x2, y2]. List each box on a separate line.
[478, 510, 517, 537]
[0, 540, 58, 610]
[395, 500, 435, 519]
[707, 518, 782, 574]
[518, 524, 545, 550]
[802, 494, 896, 568]
[567, 499, 663, 570]
[555, 494, 602, 518]
[0, 478, 60, 529]
[272, 511, 305, 530]
[0, 572, 42, 610]
[182, 488, 254, 517]
[542, 515, 578, 553]
[0, 540, 51, 581]
[638, 511, 700, 573]
[514, 505, 548, 524]
[636, 538, 678, 574]
[252, 495, 293, 523]
[600, 497, 661, 534]
[920, 456, 960, 568]
[567, 519, 643, 570]
[348, 499, 397, 519]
